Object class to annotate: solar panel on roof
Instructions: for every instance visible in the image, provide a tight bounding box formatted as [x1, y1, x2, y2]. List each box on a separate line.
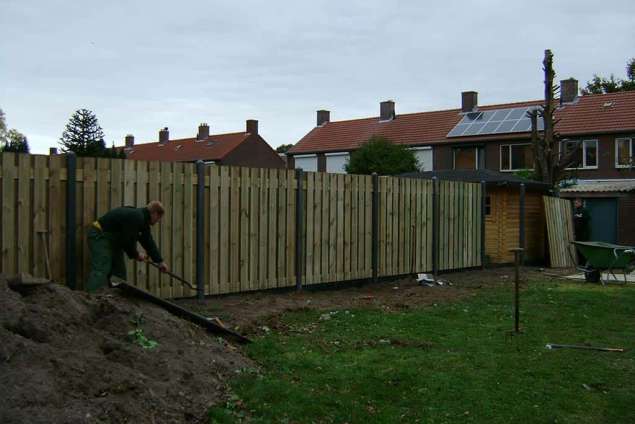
[447, 105, 543, 138]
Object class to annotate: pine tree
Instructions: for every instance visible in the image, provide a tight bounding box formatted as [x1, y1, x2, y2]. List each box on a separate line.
[2, 129, 30, 153]
[59, 109, 107, 156]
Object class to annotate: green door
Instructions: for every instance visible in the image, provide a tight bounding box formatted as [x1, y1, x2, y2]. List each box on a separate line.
[585, 198, 618, 243]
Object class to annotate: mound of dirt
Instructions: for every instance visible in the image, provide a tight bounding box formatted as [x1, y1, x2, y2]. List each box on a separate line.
[0, 276, 252, 424]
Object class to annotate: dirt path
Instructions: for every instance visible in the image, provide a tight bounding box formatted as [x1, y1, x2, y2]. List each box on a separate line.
[177, 267, 556, 335]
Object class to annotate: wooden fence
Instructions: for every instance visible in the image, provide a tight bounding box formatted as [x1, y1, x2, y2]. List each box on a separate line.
[543, 196, 576, 267]
[0, 152, 483, 298]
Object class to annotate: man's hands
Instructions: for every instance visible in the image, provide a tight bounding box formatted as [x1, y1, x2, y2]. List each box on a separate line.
[158, 262, 169, 273]
[137, 253, 169, 273]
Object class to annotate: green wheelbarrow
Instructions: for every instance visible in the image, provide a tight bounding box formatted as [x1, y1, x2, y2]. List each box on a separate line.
[571, 241, 635, 285]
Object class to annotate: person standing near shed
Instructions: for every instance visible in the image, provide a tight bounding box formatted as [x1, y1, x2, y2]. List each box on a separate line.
[86, 200, 169, 292]
[573, 198, 591, 265]
[573, 198, 590, 241]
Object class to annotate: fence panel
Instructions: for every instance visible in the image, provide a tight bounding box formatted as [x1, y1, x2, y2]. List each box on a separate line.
[543, 196, 576, 267]
[0, 153, 485, 298]
[438, 180, 482, 271]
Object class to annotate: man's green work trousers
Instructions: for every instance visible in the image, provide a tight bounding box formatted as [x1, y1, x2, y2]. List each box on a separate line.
[86, 227, 127, 292]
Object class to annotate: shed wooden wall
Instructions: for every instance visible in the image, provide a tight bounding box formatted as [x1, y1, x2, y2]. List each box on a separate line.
[485, 187, 544, 264]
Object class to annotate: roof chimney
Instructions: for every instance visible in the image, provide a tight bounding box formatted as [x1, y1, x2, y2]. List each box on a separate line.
[159, 127, 169, 144]
[246, 119, 258, 135]
[49, 147, 58, 155]
[461, 91, 478, 112]
[380, 100, 395, 121]
[197, 123, 209, 141]
[560, 78, 578, 105]
[125, 134, 134, 147]
[317, 110, 330, 126]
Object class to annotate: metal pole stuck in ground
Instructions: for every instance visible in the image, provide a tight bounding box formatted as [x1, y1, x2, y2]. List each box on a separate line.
[509, 247, 525, 333]
[510, 247, 524, 333]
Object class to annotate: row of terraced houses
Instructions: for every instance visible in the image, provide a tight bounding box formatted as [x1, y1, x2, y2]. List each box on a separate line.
[119, 78, 635, 245]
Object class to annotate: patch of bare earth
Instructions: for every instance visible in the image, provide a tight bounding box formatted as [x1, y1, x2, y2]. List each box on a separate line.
[0, 276, 252, 424]
[177, 267, 557, 335]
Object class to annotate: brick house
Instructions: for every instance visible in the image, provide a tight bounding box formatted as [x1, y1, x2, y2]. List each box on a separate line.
[124, 120, 285, 168]
[288, 80, 635, 244]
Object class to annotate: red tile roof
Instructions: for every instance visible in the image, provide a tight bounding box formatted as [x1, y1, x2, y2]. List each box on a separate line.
[289, 91, 635, 155]
[555, 91, 635, 136]
[125, 132, 249, 162]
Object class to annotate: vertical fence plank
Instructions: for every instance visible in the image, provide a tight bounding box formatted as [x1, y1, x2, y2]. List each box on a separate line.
[230, 167, 240, 292]
[248, 167, 259, 290]
[218, 166, 230, 293]
[172, 162, 184, 298]
[49, 155, 65, 282]
[239, 167, 249, 291]
[2, 153, 16, 275]
[257, 168, 267, 289]
[135, 161, 149, 290]
[32, 155, 48, 278]
[81, 157, 97, 288]
[159, 161, 172, 298]
[17, 154, 30, 273]
[183, 163, 194, 294]
[147, 160, 160, 294]
[286, 170, 295, 287]
[305, 172, 314, 284]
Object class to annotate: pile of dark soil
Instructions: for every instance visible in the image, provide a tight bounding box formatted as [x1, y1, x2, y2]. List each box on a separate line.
[0, 276, 252, 424]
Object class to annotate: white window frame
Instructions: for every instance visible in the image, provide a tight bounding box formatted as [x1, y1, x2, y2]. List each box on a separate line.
[615, 138, 633, 168]
[452, 146, 479, 170]
[562, 139, 599, 170]
[293, 154, 318, 172]
[325, 151, 350, 174]
[499, 143, 534, 172]
[409, 146, 433, 171]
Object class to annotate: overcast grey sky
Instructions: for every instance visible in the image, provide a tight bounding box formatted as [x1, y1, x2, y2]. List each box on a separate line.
[1, 0, 634, 154]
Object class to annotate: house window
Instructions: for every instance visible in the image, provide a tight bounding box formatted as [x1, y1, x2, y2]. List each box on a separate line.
[485, 196, 491, 215]
[500, 144, 534, 171]
[615, 138, 634, 168]
[562, 139, 598, 169]
[453, 147, 484, 170]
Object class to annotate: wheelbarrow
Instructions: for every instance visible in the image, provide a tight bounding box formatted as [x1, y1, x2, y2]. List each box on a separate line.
[571, 241, 635, 285]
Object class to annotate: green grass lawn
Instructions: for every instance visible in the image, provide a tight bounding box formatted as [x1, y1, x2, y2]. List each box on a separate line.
[209, 280, 635, 423]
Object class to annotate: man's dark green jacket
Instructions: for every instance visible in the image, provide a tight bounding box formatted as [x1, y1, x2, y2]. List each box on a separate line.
[97, 206, 163, 263]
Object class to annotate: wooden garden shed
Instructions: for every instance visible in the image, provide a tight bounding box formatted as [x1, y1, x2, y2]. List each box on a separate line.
[402, 170, 550, 265]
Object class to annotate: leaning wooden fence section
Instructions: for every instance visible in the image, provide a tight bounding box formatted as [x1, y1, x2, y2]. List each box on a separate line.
[0, 152, 483, 298]
[543, 196, 576, 267]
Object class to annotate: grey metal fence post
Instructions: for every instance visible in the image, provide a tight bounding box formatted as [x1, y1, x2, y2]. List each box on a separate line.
[295, 168, 304, 291]
[196, 160, 205, 300]
[371, 172, 379, 283]
[481, 180, 486, 270]
[432, 177, 439, 278]
[65, 152, 77, 290]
